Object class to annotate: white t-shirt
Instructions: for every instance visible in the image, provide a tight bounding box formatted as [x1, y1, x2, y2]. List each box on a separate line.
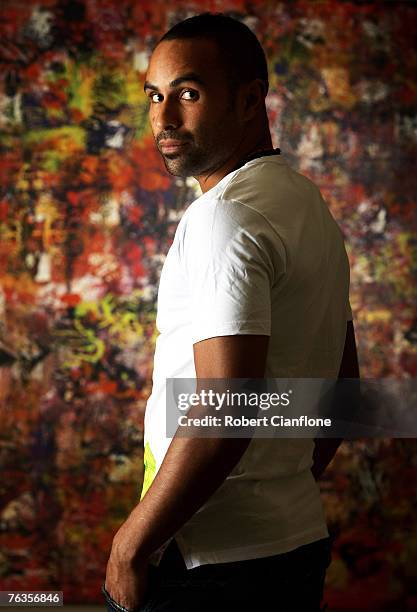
[140, 153, 352, 569]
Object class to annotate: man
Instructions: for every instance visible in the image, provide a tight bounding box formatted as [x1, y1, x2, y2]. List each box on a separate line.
[103, 12, 359, 612]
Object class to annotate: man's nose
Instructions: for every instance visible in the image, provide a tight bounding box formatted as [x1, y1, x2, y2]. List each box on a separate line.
[154, 99, 181, 131]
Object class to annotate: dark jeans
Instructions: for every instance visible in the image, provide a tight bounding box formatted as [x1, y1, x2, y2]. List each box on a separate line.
[102, 536, 332, 612]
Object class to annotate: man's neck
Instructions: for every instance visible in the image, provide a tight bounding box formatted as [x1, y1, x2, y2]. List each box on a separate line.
[195, 133, 274, 194]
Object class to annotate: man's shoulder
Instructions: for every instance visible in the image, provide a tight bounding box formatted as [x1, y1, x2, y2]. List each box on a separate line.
[179, 157, 325, 245]
[228, 155, 316, 188]
[219, 157, 321, 217]
[183, 192, 274, 238]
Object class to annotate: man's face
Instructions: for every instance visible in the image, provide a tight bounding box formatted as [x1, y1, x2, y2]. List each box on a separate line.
[144, 38, 242, 178]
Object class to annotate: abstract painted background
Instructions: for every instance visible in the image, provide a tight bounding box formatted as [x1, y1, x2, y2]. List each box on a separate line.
[0, 0, 416, 608]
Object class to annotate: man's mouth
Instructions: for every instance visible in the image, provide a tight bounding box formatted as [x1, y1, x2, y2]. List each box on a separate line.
[159, 140, 190, 154]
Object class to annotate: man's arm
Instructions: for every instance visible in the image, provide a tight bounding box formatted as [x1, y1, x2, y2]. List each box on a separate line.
[311, 320, 360, 480]
[114, 334, 269, 564]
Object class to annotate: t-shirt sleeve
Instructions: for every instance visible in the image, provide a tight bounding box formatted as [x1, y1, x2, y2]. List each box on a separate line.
[182, 198, 286, 345]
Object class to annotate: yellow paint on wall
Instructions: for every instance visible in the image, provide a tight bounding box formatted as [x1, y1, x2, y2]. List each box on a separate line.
[140, 442, 156, 501]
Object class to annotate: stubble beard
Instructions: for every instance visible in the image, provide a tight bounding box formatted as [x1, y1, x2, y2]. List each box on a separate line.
[158, 106, 237, 179]
[161, 142, 211, 178]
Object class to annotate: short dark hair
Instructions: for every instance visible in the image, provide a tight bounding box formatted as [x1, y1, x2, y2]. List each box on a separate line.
[158, 12, 269, 98]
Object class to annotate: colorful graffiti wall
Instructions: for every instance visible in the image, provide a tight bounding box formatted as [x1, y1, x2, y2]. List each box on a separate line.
[0, 0, 416, 608]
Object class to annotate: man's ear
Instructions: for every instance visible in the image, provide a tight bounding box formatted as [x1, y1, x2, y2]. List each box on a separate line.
[241, 78, 266, 122]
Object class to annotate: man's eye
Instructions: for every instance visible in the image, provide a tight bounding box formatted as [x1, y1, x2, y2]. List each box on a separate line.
[150, 93, 163, 103]
[180, 90, 199, 101]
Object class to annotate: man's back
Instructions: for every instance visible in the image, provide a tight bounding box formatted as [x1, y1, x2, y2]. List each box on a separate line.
[196, 154, 352, 378]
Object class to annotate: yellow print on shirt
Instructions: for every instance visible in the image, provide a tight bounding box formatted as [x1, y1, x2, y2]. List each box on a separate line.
[140, 441, 156, 500]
